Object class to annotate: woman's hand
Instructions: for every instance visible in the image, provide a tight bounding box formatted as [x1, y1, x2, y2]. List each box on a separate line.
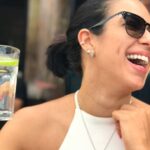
[112, 99, 150, 150]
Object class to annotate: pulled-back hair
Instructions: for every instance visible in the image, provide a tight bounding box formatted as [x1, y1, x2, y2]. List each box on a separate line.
[46, 0, 111, 77]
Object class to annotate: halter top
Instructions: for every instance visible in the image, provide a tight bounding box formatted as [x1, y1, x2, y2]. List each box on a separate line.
[59, 92, 125, 150]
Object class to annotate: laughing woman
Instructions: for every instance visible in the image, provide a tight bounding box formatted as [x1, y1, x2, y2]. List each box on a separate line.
[0, 0, 150, 150]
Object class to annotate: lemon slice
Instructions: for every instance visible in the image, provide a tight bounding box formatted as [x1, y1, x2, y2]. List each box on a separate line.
[0, 57, 19, 66]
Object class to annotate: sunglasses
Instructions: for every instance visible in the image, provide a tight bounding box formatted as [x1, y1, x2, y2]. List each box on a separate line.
[90, 11, 150, 39]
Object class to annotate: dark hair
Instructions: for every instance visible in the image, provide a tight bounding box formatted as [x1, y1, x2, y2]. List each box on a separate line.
[46, 0, 111, 78]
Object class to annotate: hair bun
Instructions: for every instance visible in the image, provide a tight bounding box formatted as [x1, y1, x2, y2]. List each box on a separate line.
[46, 39, 69, 77]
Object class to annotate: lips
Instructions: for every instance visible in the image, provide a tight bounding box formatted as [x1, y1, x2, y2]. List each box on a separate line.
[126, 51, 150, 74]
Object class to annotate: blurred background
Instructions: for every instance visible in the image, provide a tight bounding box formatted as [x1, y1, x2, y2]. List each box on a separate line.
[0, 0, 149, 109]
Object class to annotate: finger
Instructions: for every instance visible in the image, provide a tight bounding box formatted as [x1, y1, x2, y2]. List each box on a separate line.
[121, 104, 137, 111]
[131, 97, 149, 108]
[112, 110, 134, 140]
[112, 110, 129, 121]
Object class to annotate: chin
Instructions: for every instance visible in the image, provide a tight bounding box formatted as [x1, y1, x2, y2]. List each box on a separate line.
[129, 77, 146, 92]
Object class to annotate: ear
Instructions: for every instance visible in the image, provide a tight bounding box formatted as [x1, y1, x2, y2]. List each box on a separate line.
[78, 29, 94, 51]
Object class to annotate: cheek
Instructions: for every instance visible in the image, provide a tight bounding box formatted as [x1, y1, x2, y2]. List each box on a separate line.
[94, 26, 137, 66]
[97, 23, 132, 55]
[94, 37, 136, 74]
[95, 36, 125, 59]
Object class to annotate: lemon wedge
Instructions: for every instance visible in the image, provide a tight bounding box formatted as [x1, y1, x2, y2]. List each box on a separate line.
[0, 57, 19, 66]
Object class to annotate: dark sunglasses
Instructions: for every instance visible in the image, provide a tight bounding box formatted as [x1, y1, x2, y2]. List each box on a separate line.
[90, 11, 150, 39]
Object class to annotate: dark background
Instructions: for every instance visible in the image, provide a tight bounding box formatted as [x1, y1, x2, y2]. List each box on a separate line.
[0, 0, 27, 72]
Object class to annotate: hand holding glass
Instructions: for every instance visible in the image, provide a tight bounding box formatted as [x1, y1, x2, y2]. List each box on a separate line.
[0, 45, 20, 121]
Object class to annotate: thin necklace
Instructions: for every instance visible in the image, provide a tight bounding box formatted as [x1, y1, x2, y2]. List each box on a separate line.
[74, 91, 116, 150]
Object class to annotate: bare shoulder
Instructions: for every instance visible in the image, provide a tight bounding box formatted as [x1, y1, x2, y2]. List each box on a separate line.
[0, 93, 75, 150]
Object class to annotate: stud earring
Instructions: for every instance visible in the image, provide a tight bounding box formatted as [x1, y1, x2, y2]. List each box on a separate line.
[86, 49, 95, 57]
[80, 41, 85, 45]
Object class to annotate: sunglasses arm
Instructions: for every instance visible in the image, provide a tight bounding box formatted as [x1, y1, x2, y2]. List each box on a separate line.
[89, 11, 125, 29]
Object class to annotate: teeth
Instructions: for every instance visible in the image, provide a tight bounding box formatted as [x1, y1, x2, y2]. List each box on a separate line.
[127, 54, 149, 64]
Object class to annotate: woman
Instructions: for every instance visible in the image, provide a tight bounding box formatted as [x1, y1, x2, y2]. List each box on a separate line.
[0, 0, 150, 149]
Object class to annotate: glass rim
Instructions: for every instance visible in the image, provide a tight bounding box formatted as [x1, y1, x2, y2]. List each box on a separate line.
[0, 44, 20, 54]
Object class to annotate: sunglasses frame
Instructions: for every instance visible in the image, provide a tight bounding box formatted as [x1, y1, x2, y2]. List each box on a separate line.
[89, 11, 150, 39]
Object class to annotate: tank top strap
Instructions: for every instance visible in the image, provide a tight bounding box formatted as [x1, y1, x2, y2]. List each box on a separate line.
[74, 90, 80, 108]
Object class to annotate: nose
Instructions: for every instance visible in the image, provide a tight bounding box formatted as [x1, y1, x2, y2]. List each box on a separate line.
[138, 28, 150, 46]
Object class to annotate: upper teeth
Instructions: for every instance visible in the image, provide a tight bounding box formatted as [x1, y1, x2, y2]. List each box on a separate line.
[127, 54, 149, 64]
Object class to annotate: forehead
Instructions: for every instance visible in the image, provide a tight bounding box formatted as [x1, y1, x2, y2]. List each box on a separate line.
[108, 0, 150, 22]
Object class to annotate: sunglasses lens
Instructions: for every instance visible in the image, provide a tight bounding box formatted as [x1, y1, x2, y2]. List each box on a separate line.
[124, 13, 145, 38]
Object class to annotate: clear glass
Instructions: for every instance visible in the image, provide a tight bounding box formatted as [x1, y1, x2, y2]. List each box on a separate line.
[0, 45, 20, 121]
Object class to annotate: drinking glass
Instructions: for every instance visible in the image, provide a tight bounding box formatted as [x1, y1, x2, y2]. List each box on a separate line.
[0, 45, 20, 121]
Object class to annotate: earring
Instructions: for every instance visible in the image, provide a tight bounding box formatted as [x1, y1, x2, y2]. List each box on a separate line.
[86, 49, 95, 57]
[80, 41, 85, 45]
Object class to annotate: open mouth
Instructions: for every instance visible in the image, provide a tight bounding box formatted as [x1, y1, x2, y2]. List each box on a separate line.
[127, 54, 149, 67]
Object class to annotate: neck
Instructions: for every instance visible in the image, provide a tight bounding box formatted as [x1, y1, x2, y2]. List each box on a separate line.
[78, 86, 131, 117]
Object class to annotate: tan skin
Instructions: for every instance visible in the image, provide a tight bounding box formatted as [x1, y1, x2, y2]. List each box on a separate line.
[0, 0, 150, 149]
[0, 95, 75, 150]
